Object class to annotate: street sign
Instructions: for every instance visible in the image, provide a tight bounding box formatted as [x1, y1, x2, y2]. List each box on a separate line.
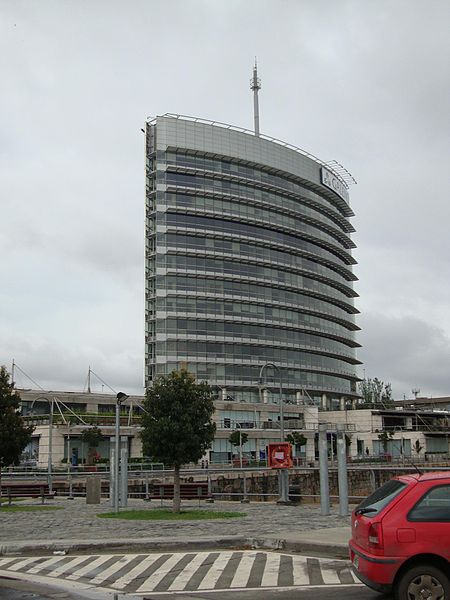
[267, 442, 293, 469]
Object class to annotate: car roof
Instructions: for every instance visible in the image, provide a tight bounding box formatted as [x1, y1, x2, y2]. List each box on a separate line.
[398, 471, 450, 483]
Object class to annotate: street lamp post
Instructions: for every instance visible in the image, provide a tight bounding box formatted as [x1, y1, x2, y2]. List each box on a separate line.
[259, 363, 288, 503]
[114, 392, 129, 513]
[259, 363, 284, 441]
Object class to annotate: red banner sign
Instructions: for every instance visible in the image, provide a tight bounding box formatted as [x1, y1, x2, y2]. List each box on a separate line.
[267, 442, 293, 469]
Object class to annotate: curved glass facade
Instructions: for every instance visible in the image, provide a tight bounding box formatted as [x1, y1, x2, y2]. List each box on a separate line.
[145, 115, 360, 404]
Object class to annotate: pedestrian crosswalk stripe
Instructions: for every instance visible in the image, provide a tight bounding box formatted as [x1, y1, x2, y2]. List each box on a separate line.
[67, 554, 112, 580]
[260, 552, 280, 587]
[136, 553, 186, 593]
[7, 556, 43, 572]
[91, 554, 138, 585]
[292, 555, 309, 586]
[48, 555, 95, 578]
[197, 550, 233, 589]
[27, 555, 66, 574]
[112, 553, 161, 590]
[0, 551, 360, 592]
[168, 552, 210, 591]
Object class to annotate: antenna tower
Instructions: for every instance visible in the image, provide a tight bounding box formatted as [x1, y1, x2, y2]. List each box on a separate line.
[250, 59, 261, 136]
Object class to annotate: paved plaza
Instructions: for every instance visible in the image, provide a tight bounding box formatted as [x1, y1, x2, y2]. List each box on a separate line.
[0, 497, 351, 554]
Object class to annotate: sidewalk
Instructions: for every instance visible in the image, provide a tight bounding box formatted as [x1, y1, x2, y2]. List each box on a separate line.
[0, 497, 351, 559]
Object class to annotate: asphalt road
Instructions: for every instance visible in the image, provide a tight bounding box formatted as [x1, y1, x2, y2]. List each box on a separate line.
[145, 589, 389, 599]
[0, 578, 393, 600]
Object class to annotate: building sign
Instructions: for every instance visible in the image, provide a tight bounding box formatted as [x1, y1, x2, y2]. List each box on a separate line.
[267, 442, 293, 469]
[320, 167, 349, 203]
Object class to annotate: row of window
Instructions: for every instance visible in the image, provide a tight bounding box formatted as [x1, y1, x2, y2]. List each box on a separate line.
[158, 297, 356, 338]
[162, 213, 353, 267]
[162, 254, 355, 300]
[156, 318, 358, 356]
[153, 361, 354, 392]
[165, 190, 350, 241]
[153, 340, 358, 372]
[163, 233, 354, 283]
[163, 150, 349, 218]
[160, 275, 358, 321]
[164, 174, 350, 250]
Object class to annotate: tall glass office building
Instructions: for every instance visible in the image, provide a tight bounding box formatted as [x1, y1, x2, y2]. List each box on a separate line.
[145, 114, 360, 405]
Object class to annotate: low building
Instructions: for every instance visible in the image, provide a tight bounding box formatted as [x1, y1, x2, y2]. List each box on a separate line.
[320, 406, 450, 460]
[18, 388, 319, 467]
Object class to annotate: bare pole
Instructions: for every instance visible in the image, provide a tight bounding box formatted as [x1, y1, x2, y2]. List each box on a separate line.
[250, 58, 261, 136]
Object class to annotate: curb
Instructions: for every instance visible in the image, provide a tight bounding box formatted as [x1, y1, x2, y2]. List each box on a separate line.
[0, 536, 348, 559]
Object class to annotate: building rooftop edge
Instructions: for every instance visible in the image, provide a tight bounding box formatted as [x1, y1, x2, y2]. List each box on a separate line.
[146, 113, 355, 192]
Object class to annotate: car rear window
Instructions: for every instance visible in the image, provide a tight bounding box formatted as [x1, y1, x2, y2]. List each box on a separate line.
[357, 479, 407, 516]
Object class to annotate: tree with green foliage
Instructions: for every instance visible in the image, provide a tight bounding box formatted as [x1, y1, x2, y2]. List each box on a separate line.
[286, 431, 307, 448]
[140, 370, 216, 513]
[228, 430, 249, 449]
[80, 426, 103, 465]
[0, 366, 34, 503]
[229, 429, 248, 467]
[359, 377, 393, 407]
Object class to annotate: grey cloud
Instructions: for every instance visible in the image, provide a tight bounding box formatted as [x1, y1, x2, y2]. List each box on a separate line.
[1, 0, 449, 394]
[358, 313, 450, 399]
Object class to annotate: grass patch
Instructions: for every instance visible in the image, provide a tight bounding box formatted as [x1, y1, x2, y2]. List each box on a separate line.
[98, 509, 246, 521]
[0, 505, 63, 512]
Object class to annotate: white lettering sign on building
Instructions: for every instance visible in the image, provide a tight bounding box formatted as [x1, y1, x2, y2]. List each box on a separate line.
[320, 167, 349, 203]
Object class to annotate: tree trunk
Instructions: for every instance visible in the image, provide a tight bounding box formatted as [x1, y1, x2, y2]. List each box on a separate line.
[0, 468, 2, 509]
[173, 465, 181, 513]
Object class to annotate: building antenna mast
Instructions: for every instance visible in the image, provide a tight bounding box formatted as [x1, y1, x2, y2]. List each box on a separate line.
[250, 58, 261, 136]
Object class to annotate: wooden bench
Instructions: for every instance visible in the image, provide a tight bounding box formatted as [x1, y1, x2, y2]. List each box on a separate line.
[1, 483, 56, 505]
[147, 482, 209, 502]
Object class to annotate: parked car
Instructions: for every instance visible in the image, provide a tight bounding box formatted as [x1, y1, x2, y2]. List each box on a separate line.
[349, 471, 450, 600]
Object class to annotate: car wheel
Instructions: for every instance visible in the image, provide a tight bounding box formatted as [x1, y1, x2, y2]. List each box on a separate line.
[396, 564, 450, 600]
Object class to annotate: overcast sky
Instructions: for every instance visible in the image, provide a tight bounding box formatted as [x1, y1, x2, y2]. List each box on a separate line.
[1, 0, 449, 399]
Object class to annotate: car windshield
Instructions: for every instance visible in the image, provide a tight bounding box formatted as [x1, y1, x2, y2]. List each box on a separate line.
[356, 480, 408, 516]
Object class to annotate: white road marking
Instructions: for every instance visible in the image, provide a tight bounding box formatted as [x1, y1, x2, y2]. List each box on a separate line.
[230, 551, 257, 588]
[260, 552, 281, 587]
[112, 553, 162, 590]
[7, 556, 44, 571]
[197, 551, 233, 590]
[48, 555, 92, 578]
[136, 553, 186, 592]
[27, 555, 68, 574]
[66, 554, 114, 580]
[292, 556, 310, 585]
[168, 552, 211, 591]
[90, 554, 137, 585]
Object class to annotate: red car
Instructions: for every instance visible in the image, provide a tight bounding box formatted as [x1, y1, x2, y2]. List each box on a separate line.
[349, 471, 450, 600]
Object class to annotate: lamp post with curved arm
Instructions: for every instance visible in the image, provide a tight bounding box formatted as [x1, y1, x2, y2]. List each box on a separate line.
[259, 363, 284, 441]
[259, 363, 289, 503]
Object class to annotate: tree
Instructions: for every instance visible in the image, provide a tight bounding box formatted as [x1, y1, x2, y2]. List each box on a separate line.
[80, 426, 103, 465]
[140, 369, 216, 513]
[229, 429, 248, 467]
[286, 431, 307, 449]
[0, 366, 34, 503]
[359, 377, 393, 408]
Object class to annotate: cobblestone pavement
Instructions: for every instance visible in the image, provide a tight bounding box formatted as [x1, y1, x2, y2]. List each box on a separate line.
[0, 498, 350, 543]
